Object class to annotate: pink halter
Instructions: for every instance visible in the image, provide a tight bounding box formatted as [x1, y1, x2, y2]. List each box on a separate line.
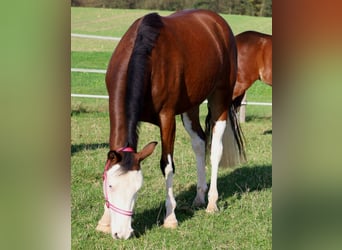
[102, 147, 135, 217]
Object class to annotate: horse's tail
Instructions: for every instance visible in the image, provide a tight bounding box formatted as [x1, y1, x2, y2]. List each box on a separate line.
[205, 105, 246, 168]
[125, 13, 163, 149]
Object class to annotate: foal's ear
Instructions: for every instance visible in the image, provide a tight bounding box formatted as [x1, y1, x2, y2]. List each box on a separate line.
[107, 150, 122, 164]
[138, 141, 158, 161]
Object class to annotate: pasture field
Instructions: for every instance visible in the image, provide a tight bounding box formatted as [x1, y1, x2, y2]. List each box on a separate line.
[71, 7, 272, 249]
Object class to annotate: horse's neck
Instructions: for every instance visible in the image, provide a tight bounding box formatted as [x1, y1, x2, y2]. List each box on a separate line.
[108, 100, 139, 151]
[108, 97, 129, 150]
[109, 127, 127, 151]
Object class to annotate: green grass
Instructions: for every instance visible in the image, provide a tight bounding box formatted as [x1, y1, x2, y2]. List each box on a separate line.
[71, 51, 110, 69]
[71, 7, 272, 249]
[71, 110, 272, 249]
[71, 7, 271, 52]
[71, 7, 272, 37]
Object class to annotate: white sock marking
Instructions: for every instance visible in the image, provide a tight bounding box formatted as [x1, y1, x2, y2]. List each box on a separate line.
[164, 154, 177, 225]
[182, 113, 207, 204]
[208, 120, 226, 207]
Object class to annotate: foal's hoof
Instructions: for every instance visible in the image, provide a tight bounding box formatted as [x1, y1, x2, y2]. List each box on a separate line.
[163, 219, 178, 229]
[96, 223, 111, 234]
[206, 203, 219, 213]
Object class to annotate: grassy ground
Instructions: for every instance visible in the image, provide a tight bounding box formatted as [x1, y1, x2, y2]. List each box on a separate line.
[71, 7, 272, 249]
[71, 109, 272, 249]
[71, 8, 272, 52]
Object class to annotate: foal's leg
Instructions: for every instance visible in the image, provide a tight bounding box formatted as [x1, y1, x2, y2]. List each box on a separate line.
[159, 112, 178, 228]
[181, 107, 207, 207]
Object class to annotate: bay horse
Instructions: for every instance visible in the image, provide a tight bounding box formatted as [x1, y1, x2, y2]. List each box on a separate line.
[233, 31, 272, 110]
[96, 9, 246, 239]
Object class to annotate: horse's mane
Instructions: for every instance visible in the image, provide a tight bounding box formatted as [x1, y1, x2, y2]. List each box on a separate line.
[125, 13, 164, 151]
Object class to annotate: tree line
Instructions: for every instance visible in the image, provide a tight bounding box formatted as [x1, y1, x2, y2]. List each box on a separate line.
[71, 0, 272, 17]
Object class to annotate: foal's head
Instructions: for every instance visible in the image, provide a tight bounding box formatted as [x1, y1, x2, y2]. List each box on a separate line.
[102, 142, 157, 239]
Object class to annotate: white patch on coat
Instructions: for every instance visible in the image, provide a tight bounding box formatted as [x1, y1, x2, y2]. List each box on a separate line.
[207, 120, 226, 211]
[182, 113, 207, 205]
[164, 154, 178, 227]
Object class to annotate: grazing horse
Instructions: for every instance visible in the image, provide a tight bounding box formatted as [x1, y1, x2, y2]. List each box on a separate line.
[233, 31, 272, 110]
[96, 9, 246, 240]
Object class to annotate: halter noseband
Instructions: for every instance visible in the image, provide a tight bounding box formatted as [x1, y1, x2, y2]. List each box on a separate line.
[103, 146, 135, 217]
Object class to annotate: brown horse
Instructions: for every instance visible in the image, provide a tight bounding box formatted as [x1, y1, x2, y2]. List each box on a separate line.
[233, 31, 272, 109]
[96, 10, 246, 239]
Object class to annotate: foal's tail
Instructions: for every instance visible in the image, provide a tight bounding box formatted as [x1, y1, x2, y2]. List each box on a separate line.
[205, 105, 246, 167]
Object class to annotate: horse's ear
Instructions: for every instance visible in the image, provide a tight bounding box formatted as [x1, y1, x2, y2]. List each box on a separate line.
[107, 150, 122, 164]
[138, 141, 158, 162]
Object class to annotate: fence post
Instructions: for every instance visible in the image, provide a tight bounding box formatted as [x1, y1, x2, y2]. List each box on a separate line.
[239, 93, 247, 123]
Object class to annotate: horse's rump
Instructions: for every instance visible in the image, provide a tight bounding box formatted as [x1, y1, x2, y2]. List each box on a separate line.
[233, 31, 272, 109]
[146, 10, 237, 116]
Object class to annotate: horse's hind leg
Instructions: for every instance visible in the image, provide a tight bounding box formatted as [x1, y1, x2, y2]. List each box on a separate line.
[207, 120, 226, 213]
[206, 96, 229, 213]
[181, 107, 207, 207]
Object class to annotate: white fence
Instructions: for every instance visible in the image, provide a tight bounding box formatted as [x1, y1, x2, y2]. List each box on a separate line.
[70, 92, 271, 106]
[71, 33, 121, 41]
[70, 67, 271, 106]
[71, 68, 107, 74]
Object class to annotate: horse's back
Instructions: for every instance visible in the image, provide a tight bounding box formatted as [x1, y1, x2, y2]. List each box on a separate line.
[236, 31, 271, 45]
[149, 10, 237, 114]
[162, 9, 234, 62]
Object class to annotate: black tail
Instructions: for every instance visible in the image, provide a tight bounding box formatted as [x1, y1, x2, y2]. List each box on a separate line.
[205, 105, 246, 168]
[125, 13, 163, 149]
[227, 105, 246, 162]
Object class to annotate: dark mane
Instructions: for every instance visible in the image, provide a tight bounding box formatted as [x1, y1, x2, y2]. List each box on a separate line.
[121, 152, 136, 172]
[125, 13, 164, 150]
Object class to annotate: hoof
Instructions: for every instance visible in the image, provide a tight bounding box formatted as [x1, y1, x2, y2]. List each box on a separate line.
[206, 203, 219, 213]
[163, 219, 178, 229]
[96, 223, 111, 234]
[192, 197, 206, 208]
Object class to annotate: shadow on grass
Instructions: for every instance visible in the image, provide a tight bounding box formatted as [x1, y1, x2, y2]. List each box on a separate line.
[132, 164, 272, 237]
[71, 143, 108, 156]
[245, 115, 272, 123]
[263, 129, 272, 135]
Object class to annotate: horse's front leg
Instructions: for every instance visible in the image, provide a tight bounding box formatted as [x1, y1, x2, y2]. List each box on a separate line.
[159, 112, 178, 228]
[96, 204, 111, 234]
